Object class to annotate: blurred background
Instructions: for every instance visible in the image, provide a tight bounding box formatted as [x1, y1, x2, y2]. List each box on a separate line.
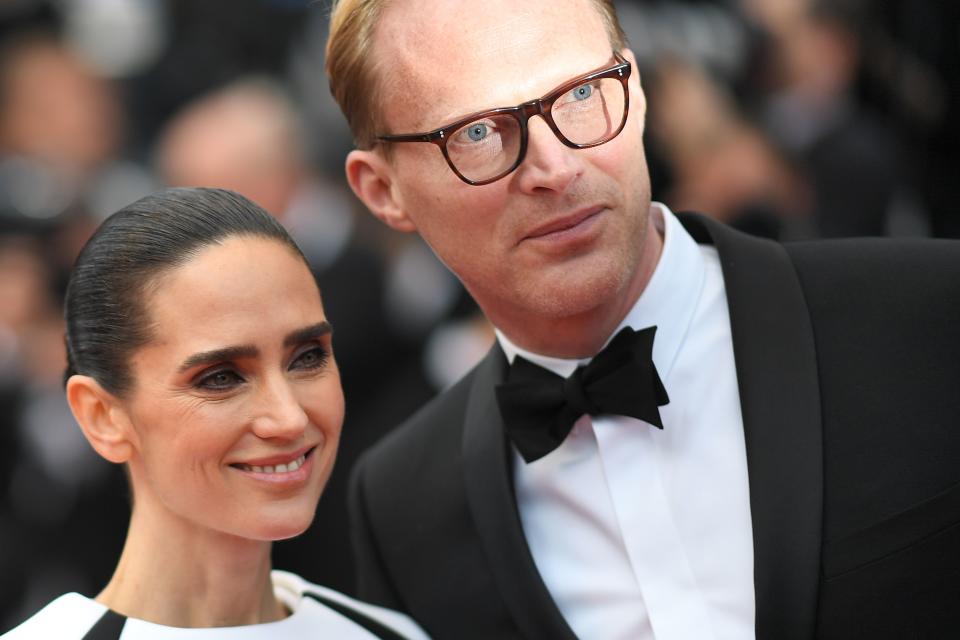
[0, 0, 957, 631]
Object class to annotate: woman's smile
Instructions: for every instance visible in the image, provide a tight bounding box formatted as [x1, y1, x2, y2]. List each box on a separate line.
[230, 445, 318, 486]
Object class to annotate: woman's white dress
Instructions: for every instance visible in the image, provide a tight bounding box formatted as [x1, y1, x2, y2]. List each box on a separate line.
[1, 571, 428, 639]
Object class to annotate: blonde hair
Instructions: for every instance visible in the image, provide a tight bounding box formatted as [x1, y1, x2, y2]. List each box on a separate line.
[325, 0, 627, 149]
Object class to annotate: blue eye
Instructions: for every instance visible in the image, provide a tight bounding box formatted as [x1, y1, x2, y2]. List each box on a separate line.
[571, 84, 593, 101]
[466, 123, 488, 141]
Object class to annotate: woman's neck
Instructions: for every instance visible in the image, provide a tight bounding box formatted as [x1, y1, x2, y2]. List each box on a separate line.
[96, 498, 286, 628]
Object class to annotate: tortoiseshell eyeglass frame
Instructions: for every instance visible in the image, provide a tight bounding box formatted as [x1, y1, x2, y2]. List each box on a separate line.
[377, 52, 632, 186]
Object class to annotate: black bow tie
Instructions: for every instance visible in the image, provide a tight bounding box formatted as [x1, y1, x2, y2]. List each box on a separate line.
[495, 326, 670, 463]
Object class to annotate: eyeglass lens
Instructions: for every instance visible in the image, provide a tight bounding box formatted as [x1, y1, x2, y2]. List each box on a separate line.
[445, 76, 626, 183]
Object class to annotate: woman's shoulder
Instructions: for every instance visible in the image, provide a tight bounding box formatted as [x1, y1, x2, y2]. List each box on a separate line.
[271, 570, 430, 639]
[2, 593, 107, 639]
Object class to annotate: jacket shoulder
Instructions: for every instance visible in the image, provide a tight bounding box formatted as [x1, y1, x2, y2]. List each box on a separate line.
[785, 238, 960, 536]
[785, 236, 960, 295]
[783, 237, 960, 360]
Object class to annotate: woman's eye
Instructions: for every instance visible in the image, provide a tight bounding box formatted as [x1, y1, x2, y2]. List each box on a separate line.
[290, 346, 328, 371]
[197, 369, 244, 391]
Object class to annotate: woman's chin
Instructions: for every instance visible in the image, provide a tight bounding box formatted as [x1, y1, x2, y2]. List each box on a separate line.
[278, 521, 314, 541]
[245, 508, 317, 542]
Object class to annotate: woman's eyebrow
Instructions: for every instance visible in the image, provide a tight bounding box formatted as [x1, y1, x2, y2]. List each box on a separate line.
[179, 345, 259, 372]
[283, 321, 333, 347]
[177, 323, 331, 373]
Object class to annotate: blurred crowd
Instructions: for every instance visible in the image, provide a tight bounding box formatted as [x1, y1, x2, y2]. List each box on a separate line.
[1, 0, 957, 632]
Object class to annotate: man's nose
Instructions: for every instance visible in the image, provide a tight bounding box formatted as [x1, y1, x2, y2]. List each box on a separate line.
[250, 377, 309, 441]
[513, 116, 582, 194]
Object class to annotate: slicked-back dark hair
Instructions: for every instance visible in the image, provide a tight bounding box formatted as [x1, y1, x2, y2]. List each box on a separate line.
[64, 187, 309, 396]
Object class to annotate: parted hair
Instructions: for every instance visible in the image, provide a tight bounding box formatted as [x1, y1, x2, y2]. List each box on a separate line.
[63, 187, 308, 396]
[324, 0, 627, 150]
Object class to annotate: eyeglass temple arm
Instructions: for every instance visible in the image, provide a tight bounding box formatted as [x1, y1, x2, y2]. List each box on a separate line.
[378, 130, 444, 144]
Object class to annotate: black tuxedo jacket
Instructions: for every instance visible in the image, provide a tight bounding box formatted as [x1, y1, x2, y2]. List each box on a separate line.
[349, 214, 960, 639]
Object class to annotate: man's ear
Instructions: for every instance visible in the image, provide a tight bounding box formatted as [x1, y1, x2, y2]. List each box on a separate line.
[66, 375, 138, 464]
[345, 149, 417, 232]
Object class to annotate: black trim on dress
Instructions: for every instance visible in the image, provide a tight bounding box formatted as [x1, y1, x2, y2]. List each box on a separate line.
[81, 609, 126, 640]
[303, 591, 408, 640]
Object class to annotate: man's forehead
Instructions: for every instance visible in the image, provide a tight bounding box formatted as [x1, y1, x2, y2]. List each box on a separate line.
[375, 0, 611, 130]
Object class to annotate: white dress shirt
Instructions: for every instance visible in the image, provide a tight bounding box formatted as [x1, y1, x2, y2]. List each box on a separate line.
[497, 204, 755, 640]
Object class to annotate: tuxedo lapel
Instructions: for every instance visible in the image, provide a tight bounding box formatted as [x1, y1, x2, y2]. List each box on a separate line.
[680, 213, 823, 639]
[461, 346, 577, 640]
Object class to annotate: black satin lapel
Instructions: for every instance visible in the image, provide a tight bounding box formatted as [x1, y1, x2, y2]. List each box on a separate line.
[680, 213, 823, 639]
[462, 346, 578, 640]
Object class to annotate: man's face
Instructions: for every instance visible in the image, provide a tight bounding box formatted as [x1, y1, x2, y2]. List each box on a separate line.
[353, 0, 654, 339]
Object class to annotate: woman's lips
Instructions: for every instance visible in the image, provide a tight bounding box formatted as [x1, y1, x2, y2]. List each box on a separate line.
[230, 445, 316, 476]
[234, 452, 307, 474]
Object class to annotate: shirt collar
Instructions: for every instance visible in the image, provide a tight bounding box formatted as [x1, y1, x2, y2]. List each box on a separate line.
[496, 203, 706, 380]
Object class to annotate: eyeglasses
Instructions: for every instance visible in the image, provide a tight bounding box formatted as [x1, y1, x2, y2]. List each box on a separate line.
[377, 52, 631, 186]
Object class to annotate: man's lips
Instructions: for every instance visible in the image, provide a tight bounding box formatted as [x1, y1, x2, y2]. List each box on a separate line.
[522, 206, 606, 241]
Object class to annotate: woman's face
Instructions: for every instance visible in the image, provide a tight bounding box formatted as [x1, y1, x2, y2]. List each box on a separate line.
[119, 235, 343, 542]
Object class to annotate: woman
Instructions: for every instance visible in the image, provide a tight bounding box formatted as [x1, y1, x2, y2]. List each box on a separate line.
[3, 188, 427, 639]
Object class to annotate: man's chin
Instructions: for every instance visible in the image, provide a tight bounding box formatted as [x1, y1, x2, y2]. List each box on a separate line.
[516, 260, 633, 319]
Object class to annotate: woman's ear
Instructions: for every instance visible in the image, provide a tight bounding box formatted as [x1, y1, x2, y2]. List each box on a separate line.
[65, 375, 138, 464]
[345, 149, 417, 232]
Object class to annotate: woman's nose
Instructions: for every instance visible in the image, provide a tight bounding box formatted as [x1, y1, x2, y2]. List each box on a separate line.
[250, 377, 309, 440]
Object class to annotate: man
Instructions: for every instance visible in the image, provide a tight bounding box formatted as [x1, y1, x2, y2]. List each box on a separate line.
[324, 0, 960, 638]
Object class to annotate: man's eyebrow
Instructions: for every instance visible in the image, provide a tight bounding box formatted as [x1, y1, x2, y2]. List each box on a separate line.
[179, 345, 259, 373]
[283, 321, 333, 347]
